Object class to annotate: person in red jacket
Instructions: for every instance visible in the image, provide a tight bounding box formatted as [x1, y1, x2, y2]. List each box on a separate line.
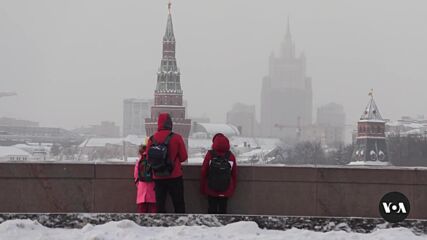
[145, 112, 188, 213]
[200, 133, 237, 214]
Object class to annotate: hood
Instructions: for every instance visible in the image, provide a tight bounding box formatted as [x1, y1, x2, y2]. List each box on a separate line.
[157, 113, 173, 131]
[212, 133, 230, 153]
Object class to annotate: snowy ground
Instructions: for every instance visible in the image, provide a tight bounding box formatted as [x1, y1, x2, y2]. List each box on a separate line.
[0, 219, 425, 240]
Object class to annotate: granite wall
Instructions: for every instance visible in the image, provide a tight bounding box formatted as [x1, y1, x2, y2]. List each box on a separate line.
[0, 162, 426, 219]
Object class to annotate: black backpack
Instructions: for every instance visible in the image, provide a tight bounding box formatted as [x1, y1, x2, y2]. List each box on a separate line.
[147, 132, 174, 177]
[207, 150, 232, 192]
[137, 156, 152, 182]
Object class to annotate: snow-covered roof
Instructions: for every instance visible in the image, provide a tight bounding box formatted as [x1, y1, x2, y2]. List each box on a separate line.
[386, 121, 401, 127]
[188, 138, 212, 149]
[79, 135, 146, 148]
[123, 135, 146, 146]
[79, 138, 123, 147]
[360, 96, 384, 122]
[12, 144, 49, 152]
[195, 123, 240, 137]
[404, 123, 425, 129]
[0, 146, 31, 157]
[401, 129, 423, 136]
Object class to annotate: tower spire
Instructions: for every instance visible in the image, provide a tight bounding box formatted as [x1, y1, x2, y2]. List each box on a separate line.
[156, 1, 180, 93]
[361, 89, 383, 121]
[164, 1, 175, 41]
[281, 16, 295, 58]
[286, 15, 291, 38]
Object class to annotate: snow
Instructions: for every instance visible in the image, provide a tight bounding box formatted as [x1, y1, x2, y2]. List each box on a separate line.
[348, 161, 391, 166]
[358, 119, 386, 123]
[0, 219, 424, 240]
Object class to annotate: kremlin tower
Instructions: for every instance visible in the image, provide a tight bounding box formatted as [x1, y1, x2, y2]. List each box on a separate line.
[145, 2, 191, 145]
[351, 90, 388, 163]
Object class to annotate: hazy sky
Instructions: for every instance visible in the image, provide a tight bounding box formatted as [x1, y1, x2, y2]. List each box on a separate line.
[1, 0, 426, 130]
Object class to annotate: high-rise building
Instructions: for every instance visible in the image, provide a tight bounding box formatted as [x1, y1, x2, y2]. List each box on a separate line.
[123, 99, 152, 137]
[351, 92, 388, 163]
[145, 3, 191, 145]
[317, 103, 346, 147]
[260, 19, 312, 141]
[226, 103, 257, 137]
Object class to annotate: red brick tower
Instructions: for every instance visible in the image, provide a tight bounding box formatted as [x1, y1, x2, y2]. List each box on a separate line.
[145, 2, 191, 145]
[351, 90, 388, 163]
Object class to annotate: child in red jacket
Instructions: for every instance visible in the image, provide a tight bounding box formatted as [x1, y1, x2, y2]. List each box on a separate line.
[200, 133, 237, 214]
[134, 144, 156, 213]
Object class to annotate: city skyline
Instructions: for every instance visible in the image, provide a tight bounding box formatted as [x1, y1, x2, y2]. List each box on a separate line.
[1, 1, 427, 130]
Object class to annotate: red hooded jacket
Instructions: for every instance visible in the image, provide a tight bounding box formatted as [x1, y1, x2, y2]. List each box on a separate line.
[145, 113, 188, 180]
[200, 133, 237, 197]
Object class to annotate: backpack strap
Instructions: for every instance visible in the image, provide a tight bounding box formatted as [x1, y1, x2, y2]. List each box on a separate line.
[149, 135, 157, 145]
[225, 151, 231, 159]
[164, 132, 174, 145]
[209, 150, 217, 158]
[136, 158, 143, 183]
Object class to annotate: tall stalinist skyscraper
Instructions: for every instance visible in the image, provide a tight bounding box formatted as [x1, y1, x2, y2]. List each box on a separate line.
[145, 2, 191, 145]
[260, 19, 313, 141]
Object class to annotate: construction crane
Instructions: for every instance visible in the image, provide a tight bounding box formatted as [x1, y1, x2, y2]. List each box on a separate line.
[274, 116, 306, 140]
[0, 92, 17, 98]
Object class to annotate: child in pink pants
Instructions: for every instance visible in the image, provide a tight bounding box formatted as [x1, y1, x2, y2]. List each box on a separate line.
[134, 144, 156, 213]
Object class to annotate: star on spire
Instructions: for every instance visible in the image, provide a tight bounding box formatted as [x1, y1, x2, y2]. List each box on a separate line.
[163, 1, 175, 41]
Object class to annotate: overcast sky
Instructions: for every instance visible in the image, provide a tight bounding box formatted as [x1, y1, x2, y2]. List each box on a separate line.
[1, 0, 426, 130]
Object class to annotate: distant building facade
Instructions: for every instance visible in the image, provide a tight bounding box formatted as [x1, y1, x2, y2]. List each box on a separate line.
[226, 103, 257, 137]
[0, 126, 82, 146]
[145, 4, 191, 145]
[386, 115, 427, 137]
[351, 93, 388, 163]
[123, 99, 153, 137]
[0, 146, 30, 161]
[261, 20, 312, 141]
[316, 103, 346, 148]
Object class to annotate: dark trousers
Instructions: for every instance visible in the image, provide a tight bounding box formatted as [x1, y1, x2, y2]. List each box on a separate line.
[208, 196, 228, 214]
[154, 176, 185, 213]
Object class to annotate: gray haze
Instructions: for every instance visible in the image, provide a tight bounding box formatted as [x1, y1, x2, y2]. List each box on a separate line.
[1, 0, 426, 130]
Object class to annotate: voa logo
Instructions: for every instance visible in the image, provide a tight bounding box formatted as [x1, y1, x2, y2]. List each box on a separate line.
[379, 192, 410, 223]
